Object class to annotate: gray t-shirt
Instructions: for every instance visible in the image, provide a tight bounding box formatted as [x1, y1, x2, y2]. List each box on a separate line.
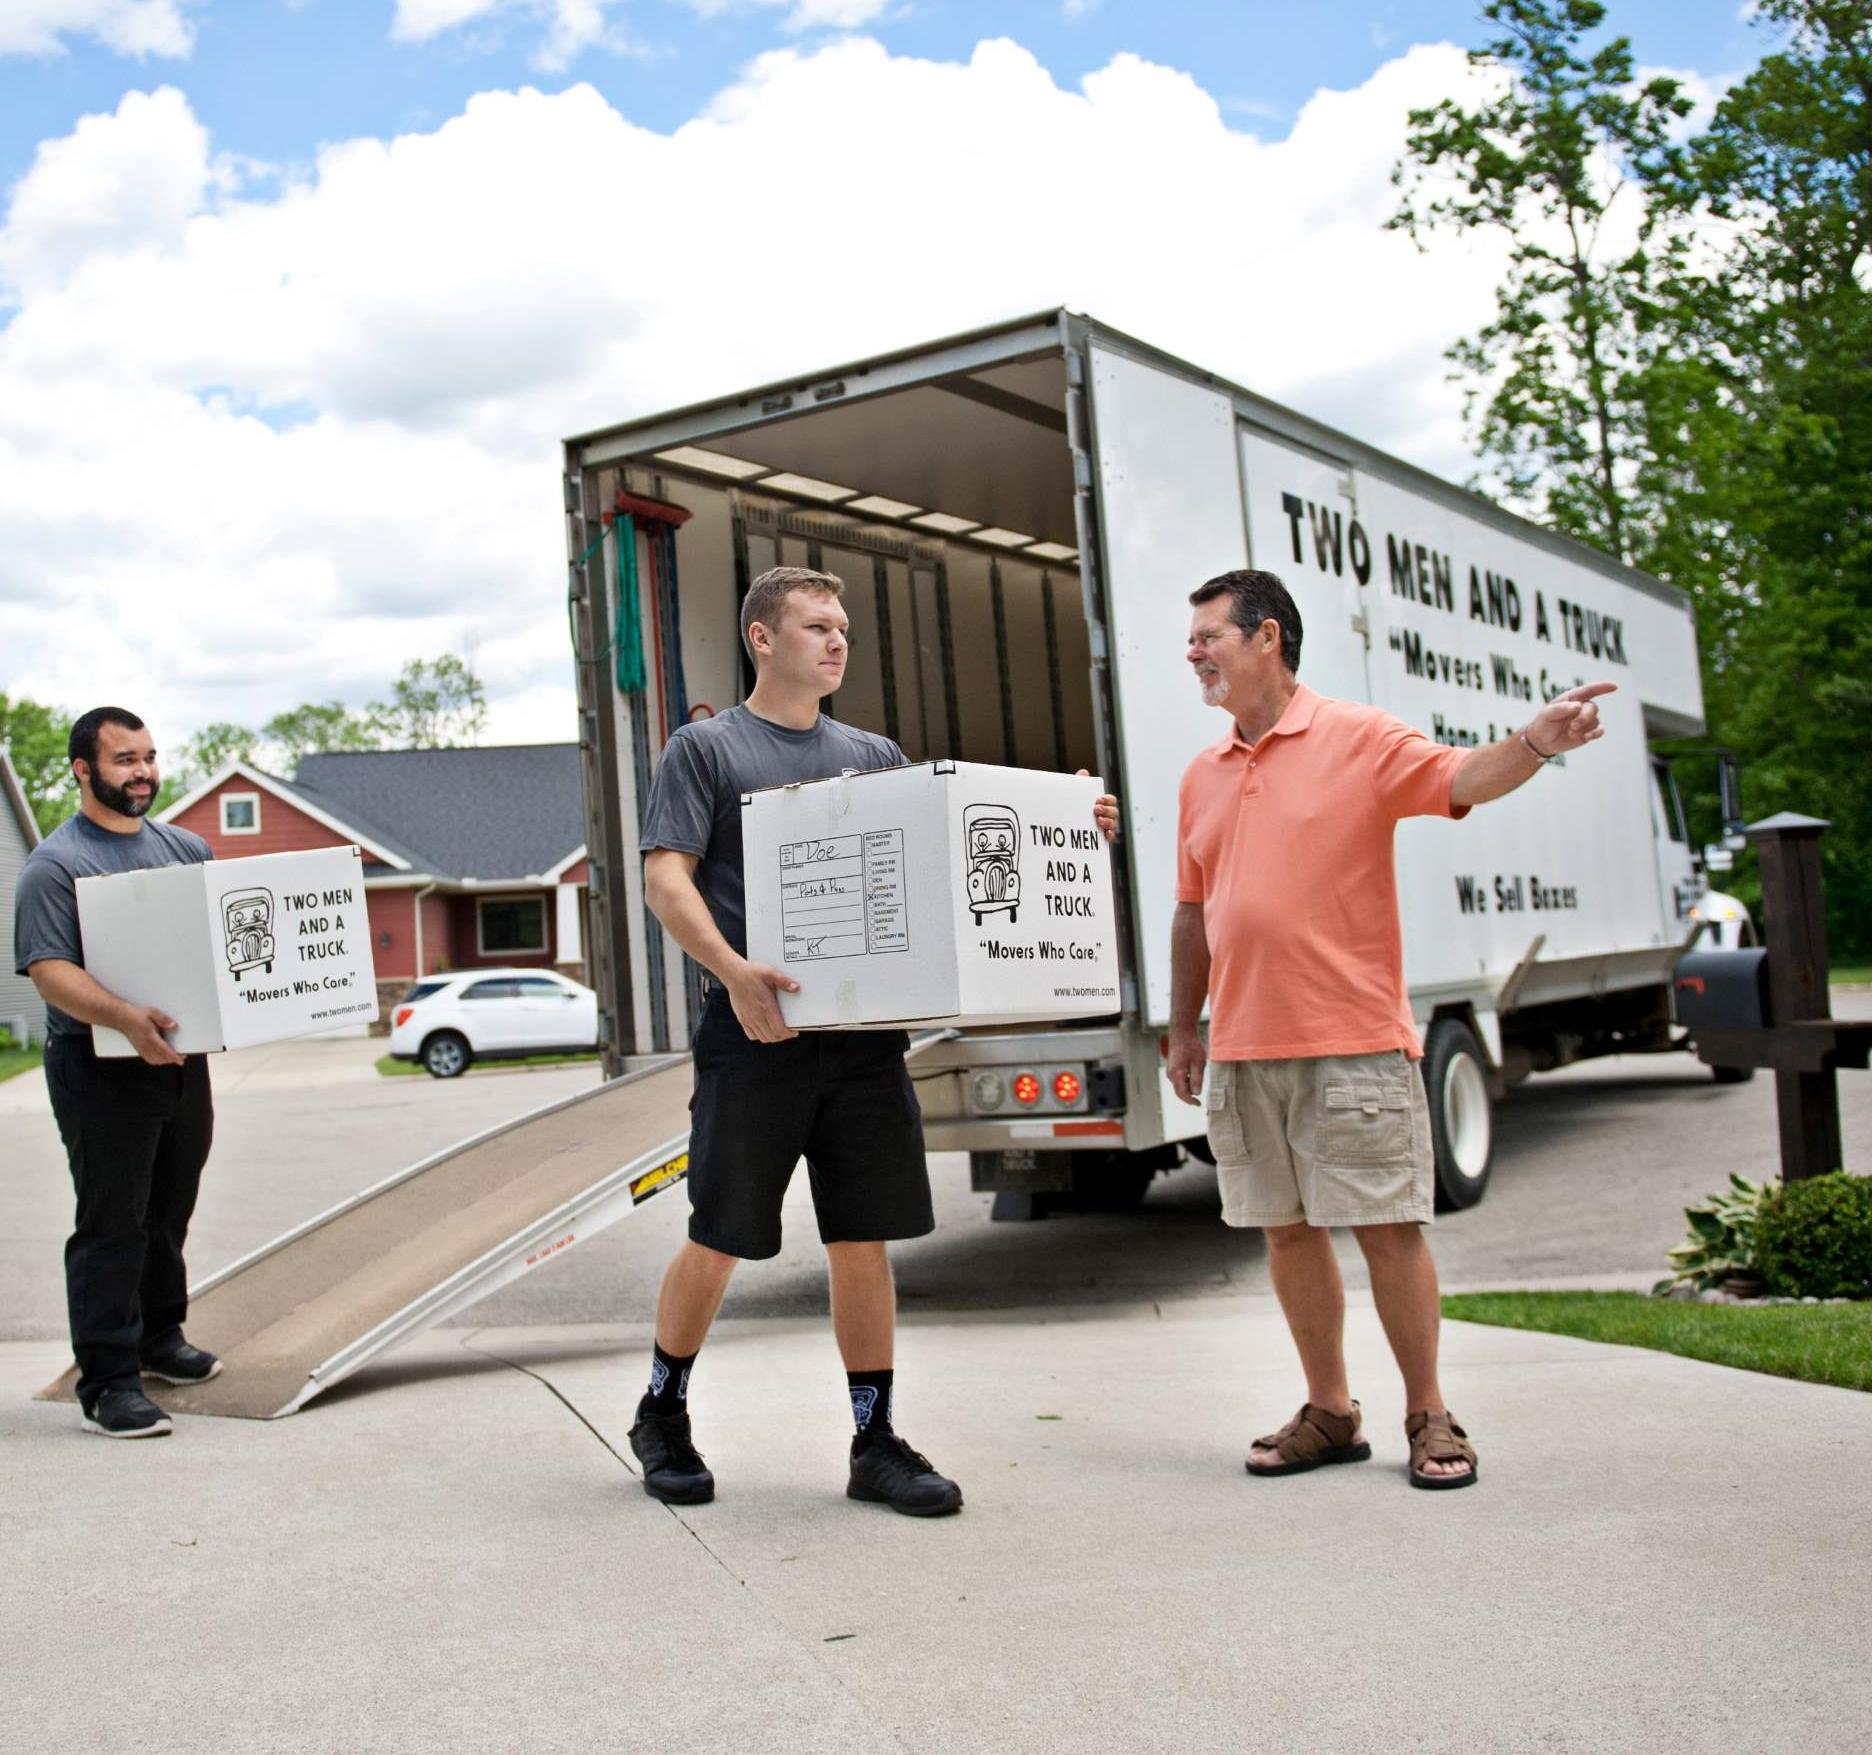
[640, 705, 905, 957]
[13, 814, 214, 1039]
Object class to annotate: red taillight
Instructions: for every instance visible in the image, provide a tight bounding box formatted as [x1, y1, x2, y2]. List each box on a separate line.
[394, 1006, 414, 1027]
[1012, 1072, 1042, 1106]
[1053, 1071, 1082, 1104]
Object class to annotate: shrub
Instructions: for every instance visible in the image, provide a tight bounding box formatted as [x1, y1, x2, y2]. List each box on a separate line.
[1658, 1174, 1777, 1292]
[1755, 1173, 1872, 1300]
[0, 1027, 18, 1053]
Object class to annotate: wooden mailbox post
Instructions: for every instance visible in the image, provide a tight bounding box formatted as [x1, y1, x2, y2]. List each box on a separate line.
[1690, 813, 1872, 1181]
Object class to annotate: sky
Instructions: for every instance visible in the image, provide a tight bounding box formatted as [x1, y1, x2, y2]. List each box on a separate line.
[0, 0, 1767, 754]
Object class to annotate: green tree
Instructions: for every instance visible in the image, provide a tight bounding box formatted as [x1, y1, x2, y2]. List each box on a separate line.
[1393, 0, 1872, 957]
[371, 655, 487, 749]
[175, 721, 261, 788]
[1657, 0, 1872, 952]
[0, 693, 75, 835]
[263, 701, 380, 768]
[1389, 0, 1693, 562]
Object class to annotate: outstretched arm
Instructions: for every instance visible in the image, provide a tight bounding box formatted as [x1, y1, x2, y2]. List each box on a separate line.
[1451, 682, 1618, 809]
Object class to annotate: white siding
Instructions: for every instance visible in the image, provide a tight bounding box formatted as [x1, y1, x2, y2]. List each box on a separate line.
[0, 794, 42, 1044]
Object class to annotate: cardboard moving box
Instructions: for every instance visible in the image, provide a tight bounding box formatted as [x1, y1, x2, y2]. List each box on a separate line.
[78, 846, 379, 1056]
[742, 762, 1121, 1029]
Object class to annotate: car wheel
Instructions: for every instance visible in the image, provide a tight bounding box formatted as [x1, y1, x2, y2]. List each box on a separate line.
[422, 1031, 472, 1079]
[1710, 1062, 1755, 1085]
[1423, 1018, 1493, 1211]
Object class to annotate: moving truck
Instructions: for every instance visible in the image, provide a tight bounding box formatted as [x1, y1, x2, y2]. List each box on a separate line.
[562, 311, 1746, 1215]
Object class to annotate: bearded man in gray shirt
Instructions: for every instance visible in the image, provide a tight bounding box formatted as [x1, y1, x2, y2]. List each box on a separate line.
[13, 707, 221, 1439]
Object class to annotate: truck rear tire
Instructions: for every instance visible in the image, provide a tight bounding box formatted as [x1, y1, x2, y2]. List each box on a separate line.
[1423, 1019, 1493, 1211]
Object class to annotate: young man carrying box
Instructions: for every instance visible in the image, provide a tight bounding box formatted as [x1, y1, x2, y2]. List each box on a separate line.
[13, 707, 223, 1439]
[634, 565, 1118, 1515]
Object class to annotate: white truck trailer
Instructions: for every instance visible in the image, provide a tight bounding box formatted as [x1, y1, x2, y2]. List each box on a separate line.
[562, 311, 1743, 1215]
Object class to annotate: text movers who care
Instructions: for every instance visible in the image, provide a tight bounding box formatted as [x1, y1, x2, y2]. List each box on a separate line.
[742, 762, 1120, 1030]
[77, 846, 379, 1055]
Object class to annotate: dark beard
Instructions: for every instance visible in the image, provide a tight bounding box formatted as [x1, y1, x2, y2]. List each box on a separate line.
[91, 774, 154, 818]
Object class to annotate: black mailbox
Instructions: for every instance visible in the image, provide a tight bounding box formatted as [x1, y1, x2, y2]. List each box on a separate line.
[1674, 948, 1772, 1031]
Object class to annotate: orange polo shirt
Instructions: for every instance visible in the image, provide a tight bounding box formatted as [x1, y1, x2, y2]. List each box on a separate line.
[1176, 684, 1470, 1061]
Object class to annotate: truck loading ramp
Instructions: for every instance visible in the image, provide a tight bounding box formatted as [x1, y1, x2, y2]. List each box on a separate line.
[38, 1057, 695, 1420]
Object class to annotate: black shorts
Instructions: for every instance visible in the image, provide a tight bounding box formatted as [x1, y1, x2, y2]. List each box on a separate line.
[685, 991, 934, 1260]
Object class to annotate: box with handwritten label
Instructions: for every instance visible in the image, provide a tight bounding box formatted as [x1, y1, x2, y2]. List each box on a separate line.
[77, 846, 379, 1056]
[740, 761, 1120, 1029]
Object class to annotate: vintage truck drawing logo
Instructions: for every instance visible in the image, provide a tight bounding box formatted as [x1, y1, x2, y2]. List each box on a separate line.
[222, 888, 276, 980]
[964, 803, 1021, 925]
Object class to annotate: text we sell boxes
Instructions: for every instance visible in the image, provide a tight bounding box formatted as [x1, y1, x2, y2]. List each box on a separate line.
[77, 846, 379, 1056]
[742, 762, 1121, 1029]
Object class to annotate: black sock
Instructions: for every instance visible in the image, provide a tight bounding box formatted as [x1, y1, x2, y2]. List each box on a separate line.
[645, 1342, 696, 1416]
[847, 1369, 894, 1438]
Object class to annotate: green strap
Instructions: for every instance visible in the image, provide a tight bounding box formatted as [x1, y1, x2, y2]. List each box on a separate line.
[614, 513, 647, 694]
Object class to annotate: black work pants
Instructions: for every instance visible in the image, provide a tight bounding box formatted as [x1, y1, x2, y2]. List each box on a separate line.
[43, 1036, 214, 1403]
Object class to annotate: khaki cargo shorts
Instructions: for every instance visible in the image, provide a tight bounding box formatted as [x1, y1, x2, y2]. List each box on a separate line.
[1204, 1050, 1434, 1228]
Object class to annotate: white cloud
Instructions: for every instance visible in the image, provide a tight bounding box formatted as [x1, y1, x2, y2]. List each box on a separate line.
[0, 0, 195, 57]
[782, 0, 887, 29]
[391, 0, 629, 70]
[0, 37, 1510, 747]
[392, 0, 502, 42]
[0, 86, 213, 299]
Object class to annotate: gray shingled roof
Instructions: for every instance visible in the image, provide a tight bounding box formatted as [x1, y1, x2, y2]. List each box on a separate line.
[289, 745, 583, 882]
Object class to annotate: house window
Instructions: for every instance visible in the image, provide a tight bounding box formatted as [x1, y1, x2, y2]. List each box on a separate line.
[477, 896, 547, 956]
[221, 792, 261, 835]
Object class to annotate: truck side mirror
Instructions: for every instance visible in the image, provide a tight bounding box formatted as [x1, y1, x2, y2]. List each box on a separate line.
[1703, 845, 1735, 873]
[1718, 753, 1745, 839]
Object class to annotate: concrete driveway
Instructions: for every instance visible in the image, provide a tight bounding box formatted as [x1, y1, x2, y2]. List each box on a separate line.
[3, 1291, 1867, 1755]
[4, 1007, 1868, 1754]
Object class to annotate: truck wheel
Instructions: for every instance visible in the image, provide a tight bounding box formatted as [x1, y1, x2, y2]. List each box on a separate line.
[1423, 1019, 1492, 1211]
[422, 1031, 472, 1079]
[1710, 1063, 1755, 1085]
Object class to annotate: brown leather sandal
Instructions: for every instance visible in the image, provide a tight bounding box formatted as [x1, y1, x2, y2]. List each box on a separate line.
[1245, 1401, 1371, 1477]
[1405, 1409, 1478, 1490]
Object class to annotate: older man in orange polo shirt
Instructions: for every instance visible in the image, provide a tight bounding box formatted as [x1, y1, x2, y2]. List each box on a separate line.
[1167, 568, 1613, 1490]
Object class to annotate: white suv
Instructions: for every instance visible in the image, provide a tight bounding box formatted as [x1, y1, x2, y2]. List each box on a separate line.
[388, 968, 600, 1078]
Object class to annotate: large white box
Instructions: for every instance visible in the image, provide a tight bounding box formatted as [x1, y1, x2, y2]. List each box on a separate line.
[77, 846, 380, 1056]
[742, 762, 1122, 1029]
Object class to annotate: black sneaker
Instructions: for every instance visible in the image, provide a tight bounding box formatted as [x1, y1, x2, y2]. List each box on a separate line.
[80, 1386, 173, 1440]
[140, 1340, 222, 1385]
[627, 1398, 715, 1504]
[847, 1431, 963, 1517]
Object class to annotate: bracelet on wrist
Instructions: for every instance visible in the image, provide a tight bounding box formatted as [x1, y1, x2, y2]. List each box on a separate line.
[1520, 729, 1556, 765]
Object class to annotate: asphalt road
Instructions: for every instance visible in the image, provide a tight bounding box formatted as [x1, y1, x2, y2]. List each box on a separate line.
[3, 994, 1867, 1343]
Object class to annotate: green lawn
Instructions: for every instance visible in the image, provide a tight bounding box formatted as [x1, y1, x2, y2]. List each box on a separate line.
[1443, 1291, 1872, 1392]
[0, 1043, 43, 1085]
[1833, 963, 1872, 986]
[375, 1049, 602, 1079]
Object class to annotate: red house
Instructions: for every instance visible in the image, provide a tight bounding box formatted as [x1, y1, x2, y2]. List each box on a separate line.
[161, 746, 589, 1026]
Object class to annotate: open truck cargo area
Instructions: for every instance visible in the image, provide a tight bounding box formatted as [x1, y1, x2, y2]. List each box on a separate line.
[564, 311, 1728, 1214]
